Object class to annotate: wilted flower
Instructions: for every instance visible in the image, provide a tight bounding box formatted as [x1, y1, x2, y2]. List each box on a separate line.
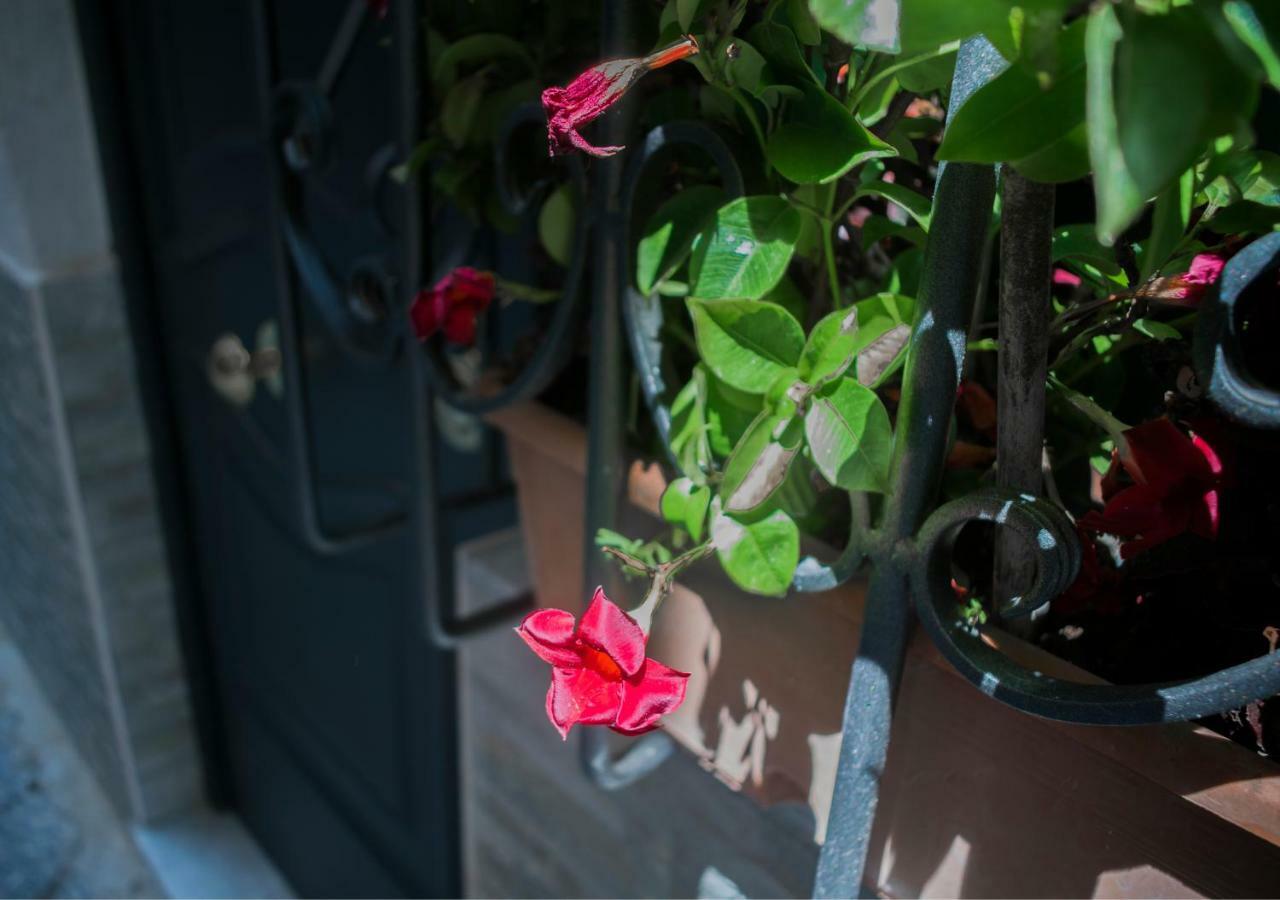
[410, 267, 494, 346]
[1139, 252, 1227, 307]
[517, 587, 689, 739]
[1079, 418, 1224, 558]
[542, 35, 699, 158]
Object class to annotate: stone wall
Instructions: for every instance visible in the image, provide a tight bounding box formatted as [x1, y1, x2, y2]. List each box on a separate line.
[0, 0, 202, 822]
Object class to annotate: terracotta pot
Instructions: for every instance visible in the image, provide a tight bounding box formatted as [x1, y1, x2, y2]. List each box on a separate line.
[483, 401, 1280, 898]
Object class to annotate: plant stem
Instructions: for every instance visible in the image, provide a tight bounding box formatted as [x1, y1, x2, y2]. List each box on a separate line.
[602, 540, 715, 634]
[848, 41, 960, 112]
[822, 183, 842, 309]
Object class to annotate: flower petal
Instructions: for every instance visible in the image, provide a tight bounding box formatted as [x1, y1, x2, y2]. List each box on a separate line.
[577, 586, 646, 677]
[409, 289, 443, 340]
[1119, 419, 1212, 491]
[613, 659, 689, 735]
[516, 608, 582, 668]
[546, 665, 623, 740]
[442, 308, 478, 345]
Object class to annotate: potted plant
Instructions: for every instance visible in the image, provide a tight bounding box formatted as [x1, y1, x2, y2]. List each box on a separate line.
[413, 0, 1280, 893]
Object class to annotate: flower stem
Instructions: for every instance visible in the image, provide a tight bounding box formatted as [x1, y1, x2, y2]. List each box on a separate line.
[602, 541, 715, 634]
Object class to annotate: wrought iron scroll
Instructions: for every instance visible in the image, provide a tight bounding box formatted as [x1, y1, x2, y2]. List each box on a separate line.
[1194, 231, 1280, 429]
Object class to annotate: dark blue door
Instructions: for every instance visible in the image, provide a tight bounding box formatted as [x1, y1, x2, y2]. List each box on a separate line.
[96, 0, 475, 894]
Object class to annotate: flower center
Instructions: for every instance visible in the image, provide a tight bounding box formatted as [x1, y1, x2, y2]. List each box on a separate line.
[580, 646, 622, 680]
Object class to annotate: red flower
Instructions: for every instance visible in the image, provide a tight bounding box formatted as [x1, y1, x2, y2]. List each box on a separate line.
[1139, 252, 1226, 307]
[1054, 526, 1128, 616]
[409, 267, 494, 346]
[542, 35, 699, 158]
[517, 587, 690, 739]
[365, 0, 388, 19]
[1078, 418, 1223, 558]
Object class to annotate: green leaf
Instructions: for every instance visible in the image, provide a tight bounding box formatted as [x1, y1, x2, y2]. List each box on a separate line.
[762, 276, 809, 324]
[712, 504, 800, 596]
[661, 477, 713, 541]
[1132, 318, 1182, 342]
[690, 196, 802, 299]
[938, 18, 1086, 165]
[1010, 122, 1091, 183]
[899, 0, 1018, 60]
[720, 409, 801, 513]
[767, 86, 895, 185]
[637, 186, 725, 295]
[1084, 5, 1143, 246]
[678, 0, 705, 31]
[433, 34, 533, 93]
[804, 379, 893, 492]
[801, 308, 861, 385]
[726, 39, 774, 97]
[897, 49, 957, 93]
[852, 181, 933, 230]
[538, 184, 575, 267]
[854, 323, 910, 386]
[1051, 224, 1124, 278]
[1089, 5, 1258, 244]
[747, 21, 823, 87]
[787, 0, 824, 45]
[1223, 0, 1280, 89]
[688, 298, 805, 393]
[441, 72, 488, 146]
[1139, 169, 1193, 280]
[670, 371, 714, 481]
[806, 0, 900, 52]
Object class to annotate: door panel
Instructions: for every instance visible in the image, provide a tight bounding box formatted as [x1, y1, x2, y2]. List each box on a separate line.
[105, 0, 464, 894]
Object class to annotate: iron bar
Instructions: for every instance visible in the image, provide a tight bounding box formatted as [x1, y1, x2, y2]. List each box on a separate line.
[812, 37, 1005, 899]
[995, 169, 1055, 627]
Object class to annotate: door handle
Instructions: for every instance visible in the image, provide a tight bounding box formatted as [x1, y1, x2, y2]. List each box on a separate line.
[207, 323, 284, 408]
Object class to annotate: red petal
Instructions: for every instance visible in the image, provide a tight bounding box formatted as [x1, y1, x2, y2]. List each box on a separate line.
[613, 659, 689, 735]
[442, 309, 477, 345]
[1119, 419, 1211, 490]
[546, 665, 623, 739]
[577, 586, 646, 677]
[517, 608, 582, 667]
[409, 289, 443, 340]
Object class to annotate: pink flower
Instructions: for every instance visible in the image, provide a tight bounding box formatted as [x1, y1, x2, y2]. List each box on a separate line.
[1079, 418, 1224, 558]
[409, 267, 494, 346]
[517, 588, 690, 739]
[1053, 267, 1083, 287]
[1139, 252, 1227, 307]
[542, 36, 699, 158]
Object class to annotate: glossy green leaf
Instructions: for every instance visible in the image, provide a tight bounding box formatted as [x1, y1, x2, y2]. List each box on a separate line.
[1084, 5, 1142, 246]
[726, 39, 773, 97]
[806, 0, 900, 52]
[1010, 122, 1091, 183]
[537, 184, 575, 267]
[637, 186, 725, 295]
[690, 197, 802, 299]
[898, 0, 1017, 60]
[805, 379, 893, 492]
[688, 298, 805, 393]
[767, 86, 895, 185]
[712, 504, 800, 596]
[938, 18, 1086, 164]
[800, 308, 860, 385]
[720, 409, 801, 513]
[747, 21, 823, 86]
[661, 477, 713, 541]
[852, 181, 932, 230]
[669, 376, 713, 482]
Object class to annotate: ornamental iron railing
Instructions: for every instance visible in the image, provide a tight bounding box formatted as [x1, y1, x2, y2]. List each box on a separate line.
[269, 2, 1280, 896]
